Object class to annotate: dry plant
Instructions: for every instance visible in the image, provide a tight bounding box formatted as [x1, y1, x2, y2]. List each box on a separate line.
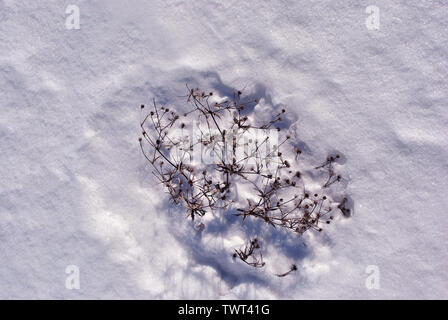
[233, 238, 265, 268]
[276, 264, 298, 277]
[139, 86, 350, 273]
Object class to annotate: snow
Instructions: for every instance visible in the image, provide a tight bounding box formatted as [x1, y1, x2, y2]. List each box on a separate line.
[0, 0, 447, 299]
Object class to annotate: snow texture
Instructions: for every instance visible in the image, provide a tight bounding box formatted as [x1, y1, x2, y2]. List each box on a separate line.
[0, 0, 447, 299]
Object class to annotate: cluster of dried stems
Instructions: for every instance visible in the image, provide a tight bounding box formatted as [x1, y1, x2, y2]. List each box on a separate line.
[233, 238, 265, 268]
[139, 86, 349, 274]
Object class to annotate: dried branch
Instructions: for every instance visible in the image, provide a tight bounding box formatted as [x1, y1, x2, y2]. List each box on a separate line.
[139, 86, 350, 270]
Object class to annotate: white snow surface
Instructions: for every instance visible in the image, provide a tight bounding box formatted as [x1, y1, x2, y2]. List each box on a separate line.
[0, 0, 447, 299]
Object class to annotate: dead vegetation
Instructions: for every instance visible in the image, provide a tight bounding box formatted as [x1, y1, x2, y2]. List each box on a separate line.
[233, 238, 265, 268]
[139, 86, 350, 274]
